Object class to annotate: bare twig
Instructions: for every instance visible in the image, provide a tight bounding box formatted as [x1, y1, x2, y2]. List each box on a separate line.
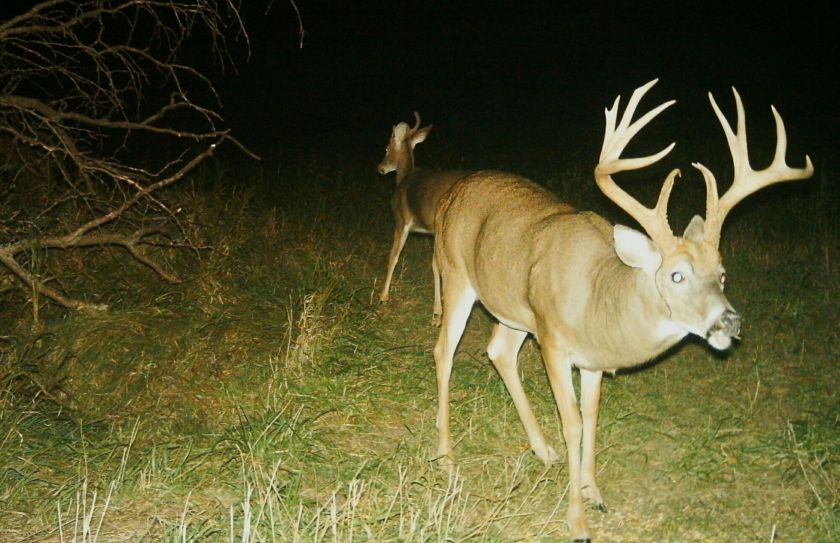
[266, 0, 306, 48]
[0, 1, 254, 312]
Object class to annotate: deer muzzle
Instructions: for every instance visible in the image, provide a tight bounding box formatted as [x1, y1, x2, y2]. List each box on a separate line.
[377, 160, 395, 175]
[706, 309, 741, 350]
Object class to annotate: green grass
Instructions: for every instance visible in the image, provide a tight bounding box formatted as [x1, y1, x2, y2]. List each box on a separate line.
[1, 150, 837, 542]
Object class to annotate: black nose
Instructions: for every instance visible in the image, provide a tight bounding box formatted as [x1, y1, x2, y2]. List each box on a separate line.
[718, 310, 741, 337]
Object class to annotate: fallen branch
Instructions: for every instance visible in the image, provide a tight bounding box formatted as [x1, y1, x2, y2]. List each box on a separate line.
[0, 2, 255, 314]
[0, 136, 238, 311]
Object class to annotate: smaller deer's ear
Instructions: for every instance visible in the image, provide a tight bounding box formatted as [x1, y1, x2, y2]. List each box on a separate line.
[683, 215, 706, 242]
[614, 225, 662, 273]
[409, 125, 432, 148]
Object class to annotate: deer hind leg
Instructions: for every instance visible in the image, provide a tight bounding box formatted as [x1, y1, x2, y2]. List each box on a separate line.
[487, 323, 557, 465]
[380, 222, 411, 303]
[580, 368, 606, 512]
[432, 277, 476, 467]
[543, 345, 590, 542]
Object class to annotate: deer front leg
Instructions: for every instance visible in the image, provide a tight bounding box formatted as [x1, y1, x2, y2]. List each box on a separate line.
[543, 346, 590, 543]
[580, 368, 606, 512]
[380, 222, 410, 303]
[487, 323, 557, 464]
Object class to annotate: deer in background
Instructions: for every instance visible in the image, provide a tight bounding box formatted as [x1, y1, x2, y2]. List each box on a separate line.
[431, 80, 813, 542]
[377, 112, 472, 324]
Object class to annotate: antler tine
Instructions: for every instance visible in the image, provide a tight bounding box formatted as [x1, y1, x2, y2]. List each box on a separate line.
[602, 79, 675, 162]
[411, 111, 422, 132]
[699, 88, 815, 246]
[692, 161, 720, 227]
[595, 79, 678, 250]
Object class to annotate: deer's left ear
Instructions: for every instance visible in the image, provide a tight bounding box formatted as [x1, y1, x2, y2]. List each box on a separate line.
[614, 225, 662, 273]
[683, 215, 706, 242]
[409, 125, 431, 148]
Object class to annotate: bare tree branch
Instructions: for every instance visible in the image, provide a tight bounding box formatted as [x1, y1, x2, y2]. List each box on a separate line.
[0, 1, 255, 314]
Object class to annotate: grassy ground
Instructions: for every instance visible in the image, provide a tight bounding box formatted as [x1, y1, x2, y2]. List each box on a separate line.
[1, 147, 837, 542]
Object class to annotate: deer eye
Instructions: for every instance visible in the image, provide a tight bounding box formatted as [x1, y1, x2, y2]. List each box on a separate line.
[671, 271, 684, 283]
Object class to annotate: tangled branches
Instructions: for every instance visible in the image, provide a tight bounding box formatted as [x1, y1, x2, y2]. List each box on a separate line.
[0, 0, 254, 313]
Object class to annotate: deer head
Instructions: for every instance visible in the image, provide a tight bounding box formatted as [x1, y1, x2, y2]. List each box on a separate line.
[377, 111, 432, 179]
[595, 79, 813, 350]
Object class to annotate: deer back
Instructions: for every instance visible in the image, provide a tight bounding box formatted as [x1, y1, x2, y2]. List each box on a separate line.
[397, 168, 474, 232]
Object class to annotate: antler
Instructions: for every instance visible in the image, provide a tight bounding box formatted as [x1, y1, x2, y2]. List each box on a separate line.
[595, 79, 680, 251]
[693, 88, 814, 247]
[392, 111, 424, 145]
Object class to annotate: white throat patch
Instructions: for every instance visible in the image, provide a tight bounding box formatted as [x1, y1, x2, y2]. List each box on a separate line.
[655, 320, 688, 343]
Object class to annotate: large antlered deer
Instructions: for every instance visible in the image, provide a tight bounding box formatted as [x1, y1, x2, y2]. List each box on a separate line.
[431, 80, 813, 542]
[377, 112, 472, 324]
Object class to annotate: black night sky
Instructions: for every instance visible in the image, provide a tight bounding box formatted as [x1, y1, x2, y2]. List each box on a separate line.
[219, 2, 836, 171]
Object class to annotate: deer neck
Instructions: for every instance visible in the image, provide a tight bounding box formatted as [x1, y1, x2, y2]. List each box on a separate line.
[395, 154, 416, 185]
[582, 256, 687, 369]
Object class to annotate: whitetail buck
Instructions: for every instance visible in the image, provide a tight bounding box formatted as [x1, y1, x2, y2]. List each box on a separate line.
[431, 80, 813, 541]
[377, 112, 471, 324]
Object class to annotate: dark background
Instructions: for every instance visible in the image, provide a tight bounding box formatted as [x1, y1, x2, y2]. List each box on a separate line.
[219, 1, 836, 175]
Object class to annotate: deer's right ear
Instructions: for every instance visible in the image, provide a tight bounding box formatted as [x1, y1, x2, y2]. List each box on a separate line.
[613, 225, 662, 273]
[392, 122, 409, 143]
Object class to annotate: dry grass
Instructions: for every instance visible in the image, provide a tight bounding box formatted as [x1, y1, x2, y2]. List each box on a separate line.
[0, 151, 837, 542]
